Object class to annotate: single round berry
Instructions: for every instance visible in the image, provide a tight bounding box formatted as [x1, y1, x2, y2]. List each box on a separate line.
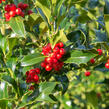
[45, 64, 52, 71]
[18, 2, 24, 10]
[10, 4, 16, 11]
[59, 48, 65, 55]
[35, 68, 40, 74]
[34, 75, 39, 82]
[20, 11, 25, 17]
[50, 52, 56, 58]
[58, 42, 64, 48]
[41, 62, 46, 68]
[5, 5, 10, 12]
[90, 58, 95, 64]
[26, 71, 29, 76]
[105, 63, 109, 69]
[97, 49, 102, 55]
[4, 13, 10, 21]
[23, 4, 29, 10]
[16, 8, 22, 15]
[53, 47, 60, 53]
[45, 57, 52, 63]
[53, 58, 58, 63]
[56, 54, 62, 60]
[9, 11, 16, 17]
[85, 71, 91, 76]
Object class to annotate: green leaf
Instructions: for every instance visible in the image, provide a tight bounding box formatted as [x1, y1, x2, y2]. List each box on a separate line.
[39, 82, 57, 94]
[36, 93, 55, 103]
[21, 53, 45, 66]
[8, 37, 17, 52]
[35, 0, 51, 22]
[9, 17, 26, 37]
[17, 82, 57, 108]
[0, 82, 8, 99]
[1, 75, 17, 93]
[55, 75, 69, 94]
[104, 14, 109, 38]
[52, 29, 68, 47]
[17, 91, 33, 109]
[0, 37, 7, 55]
[6, 58, 17, 72]
[64, 50, 97, 65]
[0, 99, 8, 109]
[86, 91, 98, 109]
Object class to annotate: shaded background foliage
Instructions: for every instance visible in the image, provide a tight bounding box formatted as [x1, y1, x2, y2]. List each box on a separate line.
[0, 0, 109, 109]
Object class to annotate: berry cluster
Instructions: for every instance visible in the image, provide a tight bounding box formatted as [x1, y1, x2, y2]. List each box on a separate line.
[0, 0, 5, 4]
[26, 68, 40, 84]
[41, 42, 65, 71]
[4, 2, 33, 21]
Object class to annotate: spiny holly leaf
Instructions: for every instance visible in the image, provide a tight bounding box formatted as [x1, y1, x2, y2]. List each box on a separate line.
[39, 82, 57, 94]
[1, 75, 17, 93]
[64, 50, 97, 65]
[21, 53, 45, 66]
[35, 0, 51, 22]
[9, 17, 26, 38]
[17, 82, 57, 108]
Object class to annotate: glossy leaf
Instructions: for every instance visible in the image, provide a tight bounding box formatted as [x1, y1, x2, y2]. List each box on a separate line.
[64, 50, 97, 65]
[39, 82, 57, 94]
[9, 17, 26, 37]
[21, 53, 45, 66]
[104, 14, 109, 38]
[35, 0, 51, 22]
[1, 75, 18, 93]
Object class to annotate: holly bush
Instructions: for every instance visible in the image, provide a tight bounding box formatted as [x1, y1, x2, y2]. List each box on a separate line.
[0, 0, 109, 109]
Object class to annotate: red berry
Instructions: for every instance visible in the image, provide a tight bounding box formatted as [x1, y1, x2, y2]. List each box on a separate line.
[29, 69, 36, 77]
[23, 4, 29, 9]
[56, 54, 62, 60]
[90, 58, 95, 64]
[4, 13, 10, 21]
[45, 64, 52, 71]
[50, 52, 56, 58]
[45, 57, 52, 63]
[10, 4, 16, 11]
[26, 71, 29, 76]
[35, 68, 40, 74]
[59, 48, 65, 55]
[53, 58, 58, 63]
[105, 63, 109, 69]
[16, 8, 22, 15]
[20, 11, 25, 17]
[41, 62, 46, 68]
[85, 71, 91, 76]
[34, 75, 39, 82]
[2, 0, 5, 1]
[97, 49, 102, 55]
[107, 59, 109, 63]
[28, 10, 33, 15]
[58, 42, 64, 48]
[18, 2, 24, 10]
[5, 5, 11, 12]
[29, 85, 34, 90]
[9, 11, 16, 17]
[53, 47, 60, 53]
